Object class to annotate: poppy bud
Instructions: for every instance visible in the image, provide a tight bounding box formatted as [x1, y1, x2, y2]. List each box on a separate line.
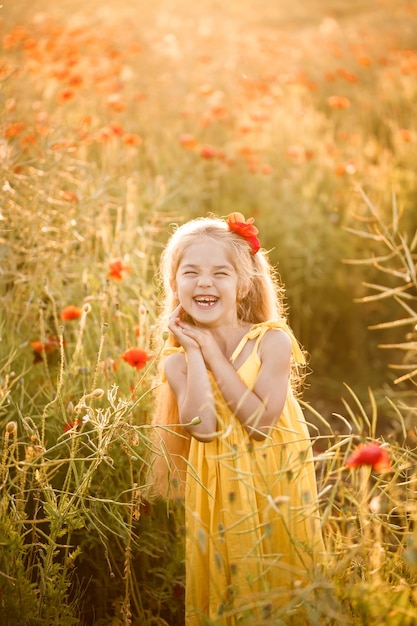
[90, 388, 105, 398]
[5, 421, 17, 434]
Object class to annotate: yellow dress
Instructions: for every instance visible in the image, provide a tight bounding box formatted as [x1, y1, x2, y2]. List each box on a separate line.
[184, 321, 325, 625]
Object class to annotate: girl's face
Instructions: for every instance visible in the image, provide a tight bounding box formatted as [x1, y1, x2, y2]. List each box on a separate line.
[174, 238, 241, 327]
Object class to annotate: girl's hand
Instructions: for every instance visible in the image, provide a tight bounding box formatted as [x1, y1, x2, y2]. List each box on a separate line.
[168, 305, 200, 352]
[168, 306, 221, 364]
[176, 322, 222, 366]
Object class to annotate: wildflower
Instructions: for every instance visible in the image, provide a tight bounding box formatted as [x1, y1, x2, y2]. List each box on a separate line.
[200, 144, 217, 159]
[260, 163, 273, 175]
[61, 190, 78, 202]
[56, 89, 76, 104]
[328, 95, 351, 109]
[399, 128, 412, 142]
[107, 93, 127, 112]
[199, 83, 214, 96]
[30, 337, 61, 354]
[179, 133, 198, 149]
[227, 212, 260, 254]
[122, 132, 142, 146]
[20, 133, 38, 149]
[101, 357, 120, 373]
[121, 347, 153, 370]
[239, 123, 253, 134]
[357, 54, 372, 67]
[173, 583, 184, 599]
[334, 161, 356, 176]
[108, 258, 132, 281]
[61, 305, 83, 321]
[346, 442, 391, 471]
[5, 121, 25, 137]
[50, 141, 73, 151]
[68, 74, 83, 87]
[95, 126, 113, 142]
[336, 68, 358, 83]
[63, 419, 81, 433]
[285, 144, 305, 161]
[110, 122, 124, 136]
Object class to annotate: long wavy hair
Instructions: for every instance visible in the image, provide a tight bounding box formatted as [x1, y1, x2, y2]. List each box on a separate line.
[147, 216, 296, 499]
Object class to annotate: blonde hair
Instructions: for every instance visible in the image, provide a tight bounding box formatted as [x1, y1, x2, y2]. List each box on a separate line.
[147, 216, 292, 499]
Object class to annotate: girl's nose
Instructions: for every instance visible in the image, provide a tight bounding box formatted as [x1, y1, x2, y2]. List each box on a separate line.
[198, 274, 212, 288]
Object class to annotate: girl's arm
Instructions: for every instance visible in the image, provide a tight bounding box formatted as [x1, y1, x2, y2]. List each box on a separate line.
[164, 342, 219, 442]
[213, 330, 292, 439]
[180, 324, 292, 441]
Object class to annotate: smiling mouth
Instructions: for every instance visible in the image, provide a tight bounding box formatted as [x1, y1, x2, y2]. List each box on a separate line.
[194, 296, 218, 307]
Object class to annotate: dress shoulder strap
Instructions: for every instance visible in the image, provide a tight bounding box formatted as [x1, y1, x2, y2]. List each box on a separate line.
[230, 320, 305, 365]
[162, 346, 185, 357]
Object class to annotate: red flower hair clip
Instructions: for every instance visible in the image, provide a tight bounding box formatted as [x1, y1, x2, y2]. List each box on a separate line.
[227, 212, 261, 254]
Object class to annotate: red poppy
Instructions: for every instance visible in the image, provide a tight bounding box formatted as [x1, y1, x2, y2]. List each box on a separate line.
[5, 121, 25, 137]
[121, 348, 153, 370]
[227, 212, 261, 254]
[200, 144, 217, 159]
[61, 305, 83, 321]
[260, 164, 273, 175]
[30, 337, 61, 354]
[399, 128, 412, 142]
[122, 133, 142, 146]
[110, 122, 124, 136]
[20, 133, 38, 149]
[328, 95, 351, 109]
[56, 89, 76, 104]
[179, 133, 198, 149]
[68, 74, 83, 87]
[61, 190, 78, 202]
[172, 583, 184, 599]
[107, 94, 127, 112]
[346, 442, 391, 471]
[357, 54, 372, 67]
[63, 419, 81, 433]
[108, 258, 132, 281]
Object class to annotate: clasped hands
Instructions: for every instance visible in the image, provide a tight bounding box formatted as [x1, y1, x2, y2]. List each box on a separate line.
[167, 304, 218, 359]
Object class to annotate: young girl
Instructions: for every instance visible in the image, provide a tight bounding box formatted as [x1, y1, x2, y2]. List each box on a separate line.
[149, 213, 325, 624]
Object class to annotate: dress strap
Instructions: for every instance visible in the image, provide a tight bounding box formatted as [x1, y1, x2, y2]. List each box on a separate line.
[162, 346, 184, 357]
[230, 320, 305, 365]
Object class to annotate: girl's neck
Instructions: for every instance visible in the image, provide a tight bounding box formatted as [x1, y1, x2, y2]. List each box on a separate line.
[206, 320, 252, 357]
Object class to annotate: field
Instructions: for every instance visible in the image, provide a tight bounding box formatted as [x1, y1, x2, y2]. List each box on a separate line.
[1, 0, 417, 624]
